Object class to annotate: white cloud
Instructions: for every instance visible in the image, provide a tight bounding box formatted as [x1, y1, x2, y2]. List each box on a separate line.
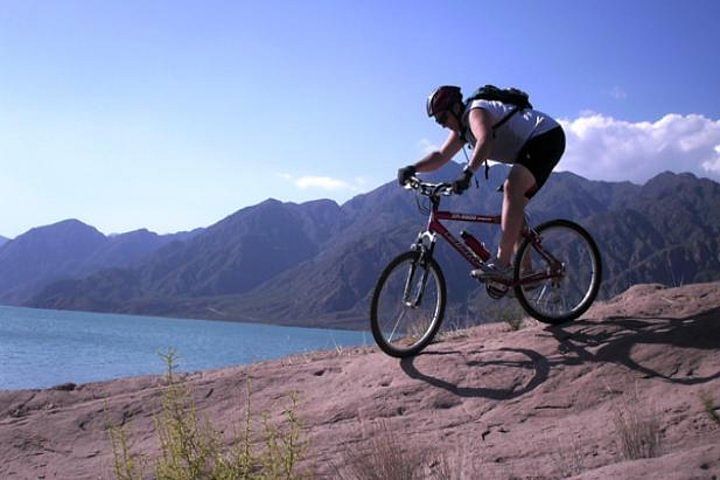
[703, 145, 720, 173]
[295, 176, 349, 190]
[558, 113, 720, 183]
[278, 173, 368, 192]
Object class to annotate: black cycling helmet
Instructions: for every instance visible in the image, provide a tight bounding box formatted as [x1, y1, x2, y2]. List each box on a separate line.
[426, 85, 463, 117]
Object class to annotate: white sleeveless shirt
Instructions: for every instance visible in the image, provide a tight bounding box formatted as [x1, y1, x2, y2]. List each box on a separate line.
[461, 99, 560, 164]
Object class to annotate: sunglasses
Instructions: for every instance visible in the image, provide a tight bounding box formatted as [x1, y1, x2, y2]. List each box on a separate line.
[434, 111, 449, 125]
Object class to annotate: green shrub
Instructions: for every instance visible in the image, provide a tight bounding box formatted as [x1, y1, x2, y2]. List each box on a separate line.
[699, 389, 720, 427]
[108, 349, 308, 479]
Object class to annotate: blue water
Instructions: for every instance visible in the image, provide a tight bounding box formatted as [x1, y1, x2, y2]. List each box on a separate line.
[0, 306, 368, 390]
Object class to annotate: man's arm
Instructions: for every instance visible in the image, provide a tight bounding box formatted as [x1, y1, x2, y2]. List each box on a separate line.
[465, 108, 494, 173]
[415, 131, 466, 172]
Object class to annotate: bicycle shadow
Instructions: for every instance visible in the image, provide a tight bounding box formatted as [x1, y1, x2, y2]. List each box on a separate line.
[547, 306, 720, 385]
[399, 305, 720, 399]
[400, 347, 550, 400]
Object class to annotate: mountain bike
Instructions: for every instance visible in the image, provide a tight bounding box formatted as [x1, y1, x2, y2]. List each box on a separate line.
[370, 176, 602, 358]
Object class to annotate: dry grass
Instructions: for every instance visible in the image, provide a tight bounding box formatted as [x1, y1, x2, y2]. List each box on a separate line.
[430, 449, 484, 480]
[612, 390, 662, 460]
[333, 422, 490, 480]
[699, 389, 720, 427]
[550, 431, 585, 478]
[334, 419, 427, 480]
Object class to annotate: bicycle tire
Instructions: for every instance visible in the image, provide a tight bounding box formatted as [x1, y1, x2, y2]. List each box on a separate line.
[370, 250, 447, 358]
[514, 219, 602, 324]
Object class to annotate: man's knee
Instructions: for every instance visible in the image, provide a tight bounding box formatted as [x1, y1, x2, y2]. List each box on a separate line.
[505, 165, 536, 200]
[504, 179, 531, 200]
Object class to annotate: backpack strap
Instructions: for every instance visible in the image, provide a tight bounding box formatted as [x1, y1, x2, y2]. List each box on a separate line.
[491, 105, 521, 132]
[462, 105, 523, 180]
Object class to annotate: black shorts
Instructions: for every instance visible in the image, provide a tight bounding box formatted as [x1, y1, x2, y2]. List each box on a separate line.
[515, 126, 565, 198]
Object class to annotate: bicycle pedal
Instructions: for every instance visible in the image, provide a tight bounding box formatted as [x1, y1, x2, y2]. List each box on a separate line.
[486, 283, 508, 299]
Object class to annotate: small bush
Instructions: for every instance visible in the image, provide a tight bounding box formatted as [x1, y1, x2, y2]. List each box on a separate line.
[335, 420, 426, 480]
[108, 418, 146, 480]
[485, 301, 526, 331]
[699, 389, 720, 427]
[612, 391, 662, 460]
[108, 348, 308, 479]
[501, 308, 525, 331]
[429, 449, 483, 480]
[550, 432, 585, 478]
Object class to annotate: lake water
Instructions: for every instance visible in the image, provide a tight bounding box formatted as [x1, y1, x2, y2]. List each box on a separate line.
[0, 306, 369, 390]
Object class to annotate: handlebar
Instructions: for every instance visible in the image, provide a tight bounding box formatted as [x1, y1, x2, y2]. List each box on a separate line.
[403, 176, 454, 197]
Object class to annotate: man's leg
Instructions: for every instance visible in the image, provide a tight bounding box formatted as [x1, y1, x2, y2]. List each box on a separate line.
[497, 164, 536, 267]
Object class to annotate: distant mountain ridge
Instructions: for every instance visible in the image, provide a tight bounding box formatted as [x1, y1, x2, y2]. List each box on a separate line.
[12, 167, 720, 329]
[0, 220, 202, 305]
[0, 236, 8, 248]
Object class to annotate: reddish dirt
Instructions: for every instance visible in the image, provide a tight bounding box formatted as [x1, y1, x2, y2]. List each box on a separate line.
[1, 282, 719, 479]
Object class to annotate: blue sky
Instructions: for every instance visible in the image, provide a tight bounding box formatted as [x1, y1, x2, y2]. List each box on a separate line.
[2, 0, 719, 238]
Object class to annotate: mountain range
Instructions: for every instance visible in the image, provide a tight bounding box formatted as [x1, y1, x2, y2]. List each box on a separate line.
[0, 222, 202, 305]
[2, 164, 719, 329]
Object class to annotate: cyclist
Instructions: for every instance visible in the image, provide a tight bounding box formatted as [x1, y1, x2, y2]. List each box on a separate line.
[397, 85, 566, 285]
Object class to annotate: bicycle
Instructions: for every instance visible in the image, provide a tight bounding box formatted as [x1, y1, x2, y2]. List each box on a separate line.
[370, 176, 602, 358]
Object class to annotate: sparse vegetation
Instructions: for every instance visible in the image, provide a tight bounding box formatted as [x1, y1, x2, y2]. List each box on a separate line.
[442, 299, 527, 334]
[334, 419, 427, 480]
[108, 349, 308, 479]
[501, 307, 525, 331]
[334, 422, 486, 480]
[551, 432, 585, 478]
[108, 417, 146, 480]
[430, 449, 483, 480]
[484, 300, 527, 331]
[612, 390, 662, 460]
[699, 389, 720, 427]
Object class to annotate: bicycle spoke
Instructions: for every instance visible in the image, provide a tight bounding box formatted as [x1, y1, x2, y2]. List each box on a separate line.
[388, 308, 407, 343]
[515, 221, 600, 323]
[371, 252, 444, 357]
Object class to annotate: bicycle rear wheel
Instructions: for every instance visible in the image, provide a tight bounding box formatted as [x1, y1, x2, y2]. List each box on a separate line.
[370, 250, 446, 358]
[514, 219, 602, 324]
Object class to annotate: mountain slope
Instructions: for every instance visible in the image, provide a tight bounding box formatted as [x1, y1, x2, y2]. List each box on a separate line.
[0, 220, 199, 305]
[0, 220, 107, 304]
[27, 169, 720, 328]
[2, 282, 719, 479]
[206, 169, 720, 328]
[30, 199, 346, 312]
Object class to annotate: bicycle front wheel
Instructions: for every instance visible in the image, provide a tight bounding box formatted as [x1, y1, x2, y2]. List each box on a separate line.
[370, 251, 446, 358]
[514, 219, 602, 324]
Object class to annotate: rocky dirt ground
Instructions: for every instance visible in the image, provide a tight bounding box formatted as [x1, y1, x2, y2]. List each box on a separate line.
[1, 282, 719, 479]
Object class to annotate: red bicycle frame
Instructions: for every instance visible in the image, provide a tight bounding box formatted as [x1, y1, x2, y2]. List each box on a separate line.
[423, 199, 562, 288]
[428, 210, 500, 269]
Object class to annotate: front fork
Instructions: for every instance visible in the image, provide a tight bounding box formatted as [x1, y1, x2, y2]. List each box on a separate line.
[404, 231, 437, 307]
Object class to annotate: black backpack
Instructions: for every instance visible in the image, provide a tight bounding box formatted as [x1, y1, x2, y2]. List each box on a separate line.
[464, 84, 533, 131]
[465, 84, 532, 110]
[462, 85, 533, 179]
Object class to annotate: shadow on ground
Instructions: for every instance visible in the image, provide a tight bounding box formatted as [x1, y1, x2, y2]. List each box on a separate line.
[400, 306, 720, 398]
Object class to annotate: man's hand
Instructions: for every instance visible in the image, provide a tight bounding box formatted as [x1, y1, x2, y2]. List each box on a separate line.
[452, 167, 474, 194]
[397, 165, 417, 186]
